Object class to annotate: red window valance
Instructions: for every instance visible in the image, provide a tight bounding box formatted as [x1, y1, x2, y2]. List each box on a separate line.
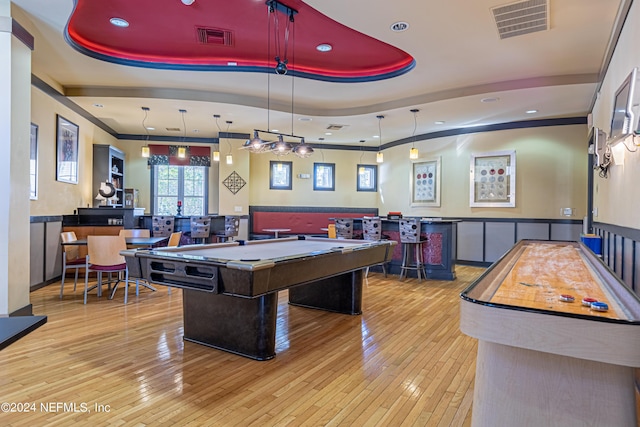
[147, 144, 211, 166]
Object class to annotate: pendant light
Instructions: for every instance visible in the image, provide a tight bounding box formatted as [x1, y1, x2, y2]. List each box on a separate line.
[178, 109, 187, 158]
[225, 121, 233, 164]
[141, 107, 150, 158]
[376, 115, 384, 163]
[410, 109, 419, 160]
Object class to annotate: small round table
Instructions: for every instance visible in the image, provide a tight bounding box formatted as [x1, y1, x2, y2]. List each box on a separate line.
[262, 228, 291, 239]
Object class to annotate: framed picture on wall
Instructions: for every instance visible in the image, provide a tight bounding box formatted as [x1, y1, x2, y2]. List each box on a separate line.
[313, 162, 335, 191]
[356, 164, 377, 192]
[30, 123, 38, 200]
[469, 150, 516, 207]
[411, 157, 440, 207]
[56, 115, 79, 184]
[269, 160, 292, 190]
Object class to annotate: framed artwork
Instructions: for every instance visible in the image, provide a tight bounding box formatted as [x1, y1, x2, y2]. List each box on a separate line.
[411, 157, 440, 207]
[56, 115, 79, 184]
[30, 123, 38, 200]
[470, 150, 516, 207]
[269, 161, 292, 190]
[313, 162, 335, 191]
[357, 164, 377, 192]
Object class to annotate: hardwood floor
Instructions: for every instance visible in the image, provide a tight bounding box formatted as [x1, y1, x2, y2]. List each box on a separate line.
[2, 266, 484, 426]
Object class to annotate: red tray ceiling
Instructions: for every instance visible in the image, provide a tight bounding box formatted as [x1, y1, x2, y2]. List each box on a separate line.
[64, 0, 415, 82]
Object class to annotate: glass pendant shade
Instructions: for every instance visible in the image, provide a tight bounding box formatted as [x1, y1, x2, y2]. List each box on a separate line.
[141, 146, 150, 158]
[376, 151, 384, 163]
[213, 151, 220, 162]
[410, 147, 419, 159]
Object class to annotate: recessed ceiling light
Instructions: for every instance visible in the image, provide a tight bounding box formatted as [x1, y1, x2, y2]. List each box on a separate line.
[93, 103, 103, 108]
[146, 127, 155, 131]
[373, 135, 380, 138]
[390, 21, 409, 32]
[227, 62, 237, 66]
[325, 132, 332, 136]
[526, 109, 538, 114]
[434, 121, 445, 125]
[298, 117, 312, 122]
[481, 97, 500, 103]
[271, 129, 279, 133]
[316, 44, 332, 52]
[181, 0, 195, 5]
[109, 17, 129, 28]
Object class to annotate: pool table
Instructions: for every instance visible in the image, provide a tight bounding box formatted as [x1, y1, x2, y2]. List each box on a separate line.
[460, 240, 640, 426]
[122, 236, 396, 360]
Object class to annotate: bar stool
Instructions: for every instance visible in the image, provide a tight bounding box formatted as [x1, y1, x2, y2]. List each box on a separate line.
[152, 215, 174, 237]
[363, 216, 387, 277]
[190, 216, 211, 243]
[334, 218, 353, 239]
[215, 215, 240, 242]
[399, 218, 427, 281]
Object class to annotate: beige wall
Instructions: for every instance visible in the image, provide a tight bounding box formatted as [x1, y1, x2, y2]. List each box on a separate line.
[590, 1, 640, 230]
[29, 88, 119, 216]
[382, 124, 588, 219]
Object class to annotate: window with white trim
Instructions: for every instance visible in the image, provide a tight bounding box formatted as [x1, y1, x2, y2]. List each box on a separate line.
[152, 165, 208, 216]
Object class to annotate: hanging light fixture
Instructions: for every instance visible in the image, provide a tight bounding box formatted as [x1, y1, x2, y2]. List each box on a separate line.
[293, 138, 314, 158]
[212, 114, 221, 161]
[179, 109, 188, 158]
[141, 107, 150, 158]
[358, 140, 366, 174]
[213, 151, 220, 162]
[376, 115, 384, 163]
[410, 109, 420, 160]
[214, 115, 233, 164]
[271, 134, 292, 156]
[243, 130, 269, 153]
[225, 120, 233, 165]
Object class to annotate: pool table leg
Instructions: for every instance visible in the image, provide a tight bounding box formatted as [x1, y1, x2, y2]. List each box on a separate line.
[182, 289, 278, 360]
[288, 270, 363, 315]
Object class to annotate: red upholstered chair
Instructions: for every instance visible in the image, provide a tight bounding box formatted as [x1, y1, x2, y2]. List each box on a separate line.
[60, 231, 86, 298]
[84, 235, 129, 304]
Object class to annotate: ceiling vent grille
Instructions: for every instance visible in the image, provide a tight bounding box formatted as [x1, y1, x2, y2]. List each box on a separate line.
[491, 0, 548, 39]
[196, 27, 233, 46]
[326, 124, 348, 130]
[165, 127, 181, 132]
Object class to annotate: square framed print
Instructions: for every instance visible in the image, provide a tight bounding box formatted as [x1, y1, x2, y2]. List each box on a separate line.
[357, 164, 377, 192]
[313, 162, 335, 191]
[411, 157, 441, 207]
[56, 115, 79, 184]
[269, 161, 292, 190]
[469, 150, 516, 207]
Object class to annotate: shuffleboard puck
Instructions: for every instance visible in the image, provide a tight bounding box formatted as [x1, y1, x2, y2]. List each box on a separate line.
[590, 302, 609, 312]
[559, 294, 575, 302]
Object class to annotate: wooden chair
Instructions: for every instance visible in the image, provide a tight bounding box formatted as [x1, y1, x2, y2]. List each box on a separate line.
[152, 216, 175, 237]
[60, 231, 85, 298]
[119, 229, 151, 238]
[84, 235, 129, 304]
[167, 231, 182, 247]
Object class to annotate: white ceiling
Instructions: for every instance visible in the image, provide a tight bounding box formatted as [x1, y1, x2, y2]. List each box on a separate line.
[11, 0, 624, 147]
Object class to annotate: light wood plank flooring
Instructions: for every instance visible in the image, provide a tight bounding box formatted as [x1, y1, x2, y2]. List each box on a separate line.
[2, 266, 484, 426]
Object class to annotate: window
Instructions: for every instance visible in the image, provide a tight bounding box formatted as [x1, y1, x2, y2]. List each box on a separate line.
[269, 161, 292, 190]
[313, 163, 335, 191]
[357, 164, 377, 192]
[152, 165, 208, 215]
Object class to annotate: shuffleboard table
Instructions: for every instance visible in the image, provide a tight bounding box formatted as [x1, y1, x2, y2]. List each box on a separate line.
[460, 240, 640, 426]
[122, 236, 396, 360]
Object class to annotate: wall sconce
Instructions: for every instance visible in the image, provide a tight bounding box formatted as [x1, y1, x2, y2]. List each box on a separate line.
[141, 146, 150, 158]
[178, 147, 187, 158]
[213, 151, 220, 162]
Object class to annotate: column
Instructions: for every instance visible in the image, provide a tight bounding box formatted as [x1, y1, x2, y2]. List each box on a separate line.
[0, 1, 33, 315]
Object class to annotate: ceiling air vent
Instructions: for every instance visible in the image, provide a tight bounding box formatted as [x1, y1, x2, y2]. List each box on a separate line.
[491, 0, 548, 40]
[165, 127, 181, 132]
[196, 27, 233, 46]
[326, 124, 348, 131]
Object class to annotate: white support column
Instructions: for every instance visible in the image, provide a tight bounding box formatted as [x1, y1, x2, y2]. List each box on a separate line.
[0, 0, 33, 315]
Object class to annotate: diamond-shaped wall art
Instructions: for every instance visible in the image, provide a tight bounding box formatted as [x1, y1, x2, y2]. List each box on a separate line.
[222, 171, 246, 195]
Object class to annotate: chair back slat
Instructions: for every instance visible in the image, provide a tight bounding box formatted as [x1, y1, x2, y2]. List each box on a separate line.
[119, 229, 150, 238]
[61, 231, 80, 261]
[87, 235, 127, 266]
